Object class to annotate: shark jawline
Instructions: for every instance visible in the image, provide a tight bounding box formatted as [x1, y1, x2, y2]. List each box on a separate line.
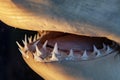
[16, 31, 120, 62]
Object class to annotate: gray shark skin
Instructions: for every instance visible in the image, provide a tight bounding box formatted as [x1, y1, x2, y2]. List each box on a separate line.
[0, 0, 120, 80]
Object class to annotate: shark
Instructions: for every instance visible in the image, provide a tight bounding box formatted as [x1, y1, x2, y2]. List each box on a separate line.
[0, 0, 120, 80]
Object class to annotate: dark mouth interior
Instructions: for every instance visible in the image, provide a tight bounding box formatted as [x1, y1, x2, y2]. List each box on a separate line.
[17, 30, 120, 62]
[37, 31, 114, 53]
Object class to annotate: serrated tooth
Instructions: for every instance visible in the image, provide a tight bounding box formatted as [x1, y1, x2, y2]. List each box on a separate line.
[95, 50, 101, 57]
[37, 33, 40, 40]
[50, 52, 59, 61]
[42, 40, 48, 50]
[22, 34, 28, 50]
[102, 43, 106, 50]
[33, 40, 40, 46]
[93, 45, 98, 52]
[49, 43, 60, 61]
[28, 36, 32, 43]
[16, 41, 23, 49]
[52, 43, 59, 55]
[81, 50, 88, 60]
[65, 49, 74, 60]
[18, 48, 29, 59]
[35, 45, 42, 56]
[33, 34, 37, 42]
[93, 45, 101, 57]
[68, 49, 74, 57]
[106, 45, 112, 53]
[33, 53, 43, 62]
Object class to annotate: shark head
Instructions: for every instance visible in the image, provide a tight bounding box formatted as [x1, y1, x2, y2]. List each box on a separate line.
[0, 0, 120, 80]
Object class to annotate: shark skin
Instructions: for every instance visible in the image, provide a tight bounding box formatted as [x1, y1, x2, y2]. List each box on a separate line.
[0, 0, 120, 80]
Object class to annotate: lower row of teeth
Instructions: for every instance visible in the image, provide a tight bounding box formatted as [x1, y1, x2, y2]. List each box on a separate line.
[16, 34, 115, 62]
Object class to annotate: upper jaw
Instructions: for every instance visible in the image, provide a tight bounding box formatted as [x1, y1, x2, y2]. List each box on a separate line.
[1, 0, 120, 43]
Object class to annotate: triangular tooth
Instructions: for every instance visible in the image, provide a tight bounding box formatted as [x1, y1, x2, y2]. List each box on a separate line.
[33, 40, 40, 46]
[95, 50, 101, 57]
[68, 49, 74, 57]
[50, 52, 59, 61]
[52, 43, 60, 55]
[35, 45, 42, 56]
[37, 33, 40, 40]
[42, 40, 48, 50]
[33, 34, 37, 42]
[18, 48, 29, 59]
[106, 45, 112, 53]
[93, 45, 101, 57]
[65, 49, 74, 60]
[102, 43, 106, 50]
[28, 36, 32, 43]
[81, 50, 88, 60]
[93, 45, 98, 52]
[33, 53, 43, 62]
[22, 34, 28, 50]
[16, 41, 23, 49]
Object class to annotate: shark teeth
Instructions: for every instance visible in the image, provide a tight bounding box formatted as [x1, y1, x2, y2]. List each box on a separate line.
[106, 45, 112, 54]
[16, 41, 23, 50]
[93, 45, 101, 57]
[35, 45, 43, 56]
[52, 43, 60, 55]
[50, 43, 59, 61]
[22, 34, 28, 50]
[16, 33, 116, 62]
[42, 40, 48, 50]
[18, 47, 29, 59]
[65, 49, 75, 60]
[50, 51, 59, 61]
[81, 50, 88, 60]
[102, 43, 106, 50]
[28, 36, 32, 43]
[33, 52, 43, 62]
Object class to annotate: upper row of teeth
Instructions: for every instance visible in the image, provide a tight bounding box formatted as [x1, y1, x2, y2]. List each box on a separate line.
[16, 34, 115, 62]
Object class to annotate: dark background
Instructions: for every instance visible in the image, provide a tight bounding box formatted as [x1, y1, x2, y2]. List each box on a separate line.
[0, 21, 44, 80]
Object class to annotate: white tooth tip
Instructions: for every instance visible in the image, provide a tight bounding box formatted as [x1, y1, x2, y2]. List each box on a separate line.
[69, 49, 74, 57]
[93, 45, 98, 52]
[35, 45, 42, 56]
[33, 53, 43, 62]
[24, 34, 27, 43]
[22, 35, 28, 50]
[37, 33, 40, 39]
[106, 45, 112, 53]
[42, 40, 48, 49]
[95, 51, 101, 57]
[65, 49, 74, 60]
[33, 40, 40, 46]
[16, 41, 23, 49]
[50, 52, 59, 61]
[28, 36, 32, 43]
[18, 48, 29, 59]
[81, 50, 88, 60]
[33, 34, 37, 42]
[52, 43, 59, 54]
[103, 43, 106, 49]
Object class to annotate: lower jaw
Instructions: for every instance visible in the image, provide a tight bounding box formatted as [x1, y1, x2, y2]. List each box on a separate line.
[16, 31, 120, 62]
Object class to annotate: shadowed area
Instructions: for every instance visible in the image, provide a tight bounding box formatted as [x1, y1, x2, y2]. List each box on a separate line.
[0, 21, 44, 80]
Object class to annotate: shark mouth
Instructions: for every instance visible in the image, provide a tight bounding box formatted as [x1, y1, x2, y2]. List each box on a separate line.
[16, 31, 119, 62]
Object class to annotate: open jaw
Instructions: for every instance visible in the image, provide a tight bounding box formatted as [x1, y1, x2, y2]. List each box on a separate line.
[16, 31, 120, 62]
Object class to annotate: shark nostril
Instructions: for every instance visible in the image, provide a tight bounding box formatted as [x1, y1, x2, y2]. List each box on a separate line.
[16, 31, 119, 62]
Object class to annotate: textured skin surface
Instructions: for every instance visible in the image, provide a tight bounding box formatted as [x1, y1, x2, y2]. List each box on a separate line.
[0, 0, 120, 80]
[0, 0, 120, 43]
